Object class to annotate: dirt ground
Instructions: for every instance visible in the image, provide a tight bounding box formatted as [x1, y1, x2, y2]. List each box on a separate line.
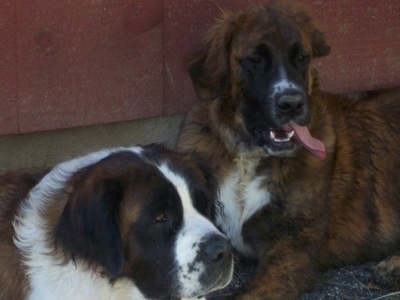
[209, 261, 400, 299]
[300, 262, 400, 300]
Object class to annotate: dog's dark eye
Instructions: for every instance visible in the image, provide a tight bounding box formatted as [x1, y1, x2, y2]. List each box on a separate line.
[153, 213, 168, 224]
[295, 54, 309, 64]
[250, 55, 262, 64]
[249, 55, 262, 64]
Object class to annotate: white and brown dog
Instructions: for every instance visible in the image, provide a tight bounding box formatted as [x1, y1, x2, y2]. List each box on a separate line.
[0, 144, 233, 300]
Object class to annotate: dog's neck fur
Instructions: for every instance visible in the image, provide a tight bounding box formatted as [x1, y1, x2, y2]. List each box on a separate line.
[217, 151, 271, 258]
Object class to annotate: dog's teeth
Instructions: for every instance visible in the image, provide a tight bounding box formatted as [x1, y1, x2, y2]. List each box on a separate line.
[269, 130, 295, 142]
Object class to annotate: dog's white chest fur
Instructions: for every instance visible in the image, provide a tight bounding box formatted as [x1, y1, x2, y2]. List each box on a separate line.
[216, 154, 271, 257]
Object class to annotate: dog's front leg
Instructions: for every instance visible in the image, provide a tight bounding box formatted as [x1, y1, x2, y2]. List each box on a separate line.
[235, 208, 324, 300]
[236, 238, 317, 300]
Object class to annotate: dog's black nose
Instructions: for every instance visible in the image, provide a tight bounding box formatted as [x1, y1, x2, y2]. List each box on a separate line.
[202, 234, 232, 264]
[277, 94, 305, 117]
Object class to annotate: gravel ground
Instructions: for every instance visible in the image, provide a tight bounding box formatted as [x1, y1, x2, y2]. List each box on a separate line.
[209, 261, 400, 299]
[300, 262, 400, 300]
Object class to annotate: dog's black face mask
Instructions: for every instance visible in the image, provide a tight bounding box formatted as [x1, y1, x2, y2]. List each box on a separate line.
[230, 9, 329, 159]
[186, 5, 330, 159]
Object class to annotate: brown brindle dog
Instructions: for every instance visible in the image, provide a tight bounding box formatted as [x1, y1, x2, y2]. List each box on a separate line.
[177, 3, 400, 299]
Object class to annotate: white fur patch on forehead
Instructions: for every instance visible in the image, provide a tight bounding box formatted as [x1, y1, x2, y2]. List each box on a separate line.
[156, 163, 222, 297]
[156, 163, 215, 227]
[272, 68, 302, 96]
[156, 163, 195, 214]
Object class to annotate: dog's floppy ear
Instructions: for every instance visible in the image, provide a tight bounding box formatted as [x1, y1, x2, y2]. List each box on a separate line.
[187, 9, 241, 101]
[55, 153, 137, 279]
[301, 13, 330, 57]
[309, 26, 330, 57]
[283, 4, 330, 57]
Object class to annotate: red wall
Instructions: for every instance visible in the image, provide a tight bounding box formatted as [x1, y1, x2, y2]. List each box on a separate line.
[0, 0, 399, 135]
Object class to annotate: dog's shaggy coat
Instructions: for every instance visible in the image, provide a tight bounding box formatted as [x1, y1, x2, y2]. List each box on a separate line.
[0, 145, 233, 300]
[177, 3, 400, 299]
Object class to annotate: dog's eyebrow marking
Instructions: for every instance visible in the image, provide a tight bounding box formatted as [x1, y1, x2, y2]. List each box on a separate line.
[156, 163, 194, 216]
[272, 68, 302, 95]
[156, 163, 219, 235]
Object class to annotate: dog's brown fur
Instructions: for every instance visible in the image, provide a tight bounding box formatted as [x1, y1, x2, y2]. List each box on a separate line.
[177, 3, 400, 299]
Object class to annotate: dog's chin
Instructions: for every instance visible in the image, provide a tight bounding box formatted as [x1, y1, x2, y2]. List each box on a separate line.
[183, 264, 233, 299]
[262, 140, 299, 157]
[256, 127, 299, 157]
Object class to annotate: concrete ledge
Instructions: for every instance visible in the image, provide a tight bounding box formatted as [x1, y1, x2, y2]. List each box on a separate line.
[0, 114, 184, 173]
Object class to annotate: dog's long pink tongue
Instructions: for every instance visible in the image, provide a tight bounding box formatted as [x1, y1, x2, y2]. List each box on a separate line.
[288, 121, 326, 160]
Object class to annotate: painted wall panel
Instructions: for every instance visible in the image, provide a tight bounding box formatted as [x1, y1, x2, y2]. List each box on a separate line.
[0, 0, 18, 134]
[0, 0, 398, 135]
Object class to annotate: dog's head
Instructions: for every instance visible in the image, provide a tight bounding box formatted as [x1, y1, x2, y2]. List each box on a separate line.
[188, 3, 330, 159]
[54, 145, 233, 299]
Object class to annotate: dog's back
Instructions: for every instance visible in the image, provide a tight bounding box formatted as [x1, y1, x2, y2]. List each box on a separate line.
[0, 169, 48, 299]
[317, 88, 400, 265]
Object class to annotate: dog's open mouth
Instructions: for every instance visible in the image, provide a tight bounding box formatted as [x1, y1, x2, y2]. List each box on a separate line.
[258, 121, 326, 159]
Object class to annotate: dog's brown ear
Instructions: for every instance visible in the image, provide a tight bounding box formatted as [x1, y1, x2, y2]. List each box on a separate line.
[187, 10, 240, 101]
[283, 4, 330, 58]
[310, 27, 330, 57]
[54, 152, 139, 279]
[300, 12, 330, 57]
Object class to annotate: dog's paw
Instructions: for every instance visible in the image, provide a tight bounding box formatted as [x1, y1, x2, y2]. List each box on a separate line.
[371, 255, 400, 291]
[376, 255, 400, 277]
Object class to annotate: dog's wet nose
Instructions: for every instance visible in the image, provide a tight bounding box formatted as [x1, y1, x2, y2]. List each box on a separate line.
[277, 94, 305, 117]
[202, 234, 232, 264]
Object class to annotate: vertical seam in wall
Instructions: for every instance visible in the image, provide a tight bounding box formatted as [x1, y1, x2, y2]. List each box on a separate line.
[161, 0, 165, 116]
[14, 0, 20, 133]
